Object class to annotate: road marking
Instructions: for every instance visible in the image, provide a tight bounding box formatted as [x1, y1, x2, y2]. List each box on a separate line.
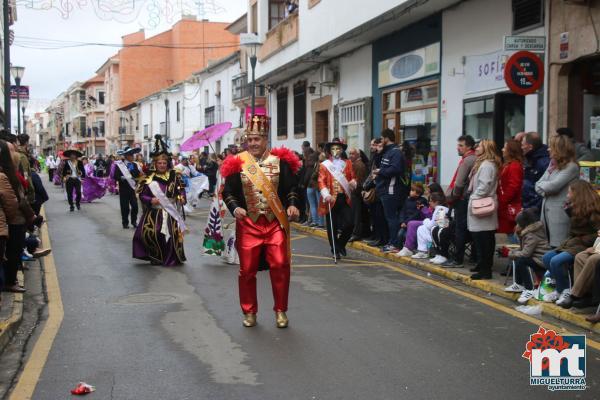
[293, 263, 375, 268]
[10, 208, 65, 400]
[290, 235, 307, 241]
[291, 253, 380, 264]
[378, 261, 600, 352]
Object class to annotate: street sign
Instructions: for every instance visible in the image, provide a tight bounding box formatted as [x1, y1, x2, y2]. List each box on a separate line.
[10, 85, 29, 99]
[503, 36, 545, 51]
[504, 51, 544, 96]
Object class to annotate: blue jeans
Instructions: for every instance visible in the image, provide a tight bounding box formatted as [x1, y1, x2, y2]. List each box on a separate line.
[306, 187, 324, 226]
[542, 250, 574, 293]
[380, 194, 402, 247]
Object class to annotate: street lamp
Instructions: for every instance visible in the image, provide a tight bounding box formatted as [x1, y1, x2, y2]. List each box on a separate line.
[21, 98, 29, 134]
[240, 34, 262, 117]
[10, 65, 25, 134]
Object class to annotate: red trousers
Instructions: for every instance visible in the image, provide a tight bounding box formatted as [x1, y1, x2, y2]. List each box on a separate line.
[236, 215, 290, 314]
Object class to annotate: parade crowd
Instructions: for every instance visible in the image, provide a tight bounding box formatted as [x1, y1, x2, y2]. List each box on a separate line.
[2, 122, 600, 325]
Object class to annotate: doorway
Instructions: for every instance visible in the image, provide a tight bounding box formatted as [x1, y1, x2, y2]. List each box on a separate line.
[315, 110, 329, 146]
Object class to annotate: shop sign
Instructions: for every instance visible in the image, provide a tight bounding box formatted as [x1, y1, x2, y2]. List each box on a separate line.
[503, 36, 545, 52]
[560, 32, 569, 60]
[504, 51, 544, 96]
[10, 85, 29, 99]
[378, 42, 440, 88]
[464, 50, 510, 94]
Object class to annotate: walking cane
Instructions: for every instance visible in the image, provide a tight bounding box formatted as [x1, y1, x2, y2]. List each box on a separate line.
[328, 201, 337, 264]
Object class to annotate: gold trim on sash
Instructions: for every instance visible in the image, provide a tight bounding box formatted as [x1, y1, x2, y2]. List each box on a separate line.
[238, 151, 291, 263]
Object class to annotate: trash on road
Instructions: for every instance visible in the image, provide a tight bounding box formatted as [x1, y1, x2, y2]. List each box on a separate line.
[71, 382, 96, 395]
[515, 305, 542, 316]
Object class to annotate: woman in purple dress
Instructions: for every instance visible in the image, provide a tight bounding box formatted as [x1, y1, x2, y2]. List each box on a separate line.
[133, 136, 187, 266]
[106, 155, 119, 195]
[81, 157, 107, 202]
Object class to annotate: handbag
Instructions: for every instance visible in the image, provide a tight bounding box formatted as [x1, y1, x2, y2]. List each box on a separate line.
[471, 197, 495, 217]
[362, 188, 376, 204]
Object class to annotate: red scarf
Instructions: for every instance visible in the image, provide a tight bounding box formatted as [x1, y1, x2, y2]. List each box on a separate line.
[448, 149, 475, 191]
[16, 171, 28, 190]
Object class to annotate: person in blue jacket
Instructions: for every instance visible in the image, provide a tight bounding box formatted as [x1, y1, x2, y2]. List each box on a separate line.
[374, 129, 409, 253]
[520, 132, 550, 212]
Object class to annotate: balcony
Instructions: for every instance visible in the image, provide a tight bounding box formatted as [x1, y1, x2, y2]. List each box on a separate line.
[232, 74, 267, 106]
[258, 12, 298, 62]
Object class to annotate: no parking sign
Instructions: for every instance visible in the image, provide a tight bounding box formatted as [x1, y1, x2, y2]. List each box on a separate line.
[504, 51, 544, 95]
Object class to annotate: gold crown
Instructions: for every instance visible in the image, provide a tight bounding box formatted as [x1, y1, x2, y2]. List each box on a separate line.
[245, 115, 270, 137]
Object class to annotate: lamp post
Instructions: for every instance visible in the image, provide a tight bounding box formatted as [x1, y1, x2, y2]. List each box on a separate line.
[21, 98, 28, 134]
[240, 34, 262, 117]
[10, 65, 25, 134]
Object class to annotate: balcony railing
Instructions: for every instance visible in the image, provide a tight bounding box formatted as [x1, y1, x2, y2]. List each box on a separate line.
[232, 74, 266, 102]
[258, 12, 299, 61]
[204, 105, 224, 128]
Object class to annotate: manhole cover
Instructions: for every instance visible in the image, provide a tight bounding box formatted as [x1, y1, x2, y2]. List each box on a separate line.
[115, 293, 180, 305]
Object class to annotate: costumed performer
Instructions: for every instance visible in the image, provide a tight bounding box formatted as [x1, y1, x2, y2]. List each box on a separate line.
[133, 135, 187, 266]
[221, 115, 301, 328]
[111, 146, 142, 228]
[61, 148, 86, 212]
[175, 156, 209, 210]
[81, 156, 107, 203]
[318, 138, 357, 258]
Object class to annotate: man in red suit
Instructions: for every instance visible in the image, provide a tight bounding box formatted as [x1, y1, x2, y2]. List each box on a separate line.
[221, 115, 301, 328]
[318, 138, 357, 258]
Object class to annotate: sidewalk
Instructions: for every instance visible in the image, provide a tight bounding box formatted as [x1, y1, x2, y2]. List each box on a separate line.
[292, 223, 600, 334]
[0, 272, 25, 353]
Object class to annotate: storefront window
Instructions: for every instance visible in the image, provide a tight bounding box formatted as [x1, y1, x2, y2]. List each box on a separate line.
[464, 97, 494, 141]
[382, 80, 439, 183]
[384, 93, 396, 111]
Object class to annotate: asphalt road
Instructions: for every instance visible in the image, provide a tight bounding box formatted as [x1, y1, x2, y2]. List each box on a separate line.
[25, 182, 599, 399]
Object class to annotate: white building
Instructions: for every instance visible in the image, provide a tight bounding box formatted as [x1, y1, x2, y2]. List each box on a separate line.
[246, 0, 548, 185]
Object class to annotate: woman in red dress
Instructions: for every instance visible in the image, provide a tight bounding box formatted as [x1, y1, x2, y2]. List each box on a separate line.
[497, 139, 524, 236]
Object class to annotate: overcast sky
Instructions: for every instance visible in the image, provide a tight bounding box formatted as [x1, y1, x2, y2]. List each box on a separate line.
[11, 0, 247, 113]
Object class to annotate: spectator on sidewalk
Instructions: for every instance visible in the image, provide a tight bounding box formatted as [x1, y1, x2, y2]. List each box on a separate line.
[467, 139, 501, 280]
[497, 139, 523, 237]
[396, 183, 428, 248]
[16, 134, 35, 206]
[520, 132, 550, 212]
[502, 208, 550, 303]
[0, 140, 20, 293]
[442, 135, 477, 267]
[542, 180, 600, 306]
[348, 147, 368, 241]
[302, 141, 320, 226]
[535, 132, 579, 247]
[556, 127, 594, 162]
[411, 192, 449, 260]
[563, 231, 600, 309]
[364, 138, 385, 246]
[374, 129, 408, 253]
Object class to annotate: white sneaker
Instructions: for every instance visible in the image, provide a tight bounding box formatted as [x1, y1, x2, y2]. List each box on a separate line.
[430, 255, 448, 265]
[23, 249, 33, 258]
[518, 290, 536, 304]
[555, 289, 571, 306]
[397, 247, 413, 257]
[411, 251, 428, 259]
[543, 290, 559, 303]
[504, 283, 526, 293]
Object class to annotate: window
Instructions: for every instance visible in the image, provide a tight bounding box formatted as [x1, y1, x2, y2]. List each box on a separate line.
[144, 124, 149, 139]
[176, 101, 181, 122]
[276, 88, 288, 138]
[97, 91, 105, 105]
[340, 102, 365, 150]
[78, 117, 86, 136]
[97, 119, 105, 137]
[293, 82, 306, 136]
[205, 106, 215, 128]
[269, 0, 286, 29]
[382, 80, 439, 184]
[463, 97, 494, 141]
[512, 0, 543, 33]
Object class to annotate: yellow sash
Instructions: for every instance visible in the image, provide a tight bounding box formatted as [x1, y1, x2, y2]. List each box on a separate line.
[238, 151, 291, 263]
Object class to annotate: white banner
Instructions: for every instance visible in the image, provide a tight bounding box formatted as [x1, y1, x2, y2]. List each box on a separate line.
[464, 50, 511, 94]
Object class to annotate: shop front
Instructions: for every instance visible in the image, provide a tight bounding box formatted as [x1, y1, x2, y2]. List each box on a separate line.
[372, 14, 442, 184]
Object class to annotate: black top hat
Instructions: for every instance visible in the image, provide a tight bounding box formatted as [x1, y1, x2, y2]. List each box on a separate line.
[63, 149, 83, 158]
[150, 135, 171, 159]
[120, 146, 141, 156]
[324, 137, 348, 153]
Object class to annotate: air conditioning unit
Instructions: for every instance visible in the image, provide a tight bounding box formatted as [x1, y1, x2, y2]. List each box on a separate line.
[320, 65, 337, 87]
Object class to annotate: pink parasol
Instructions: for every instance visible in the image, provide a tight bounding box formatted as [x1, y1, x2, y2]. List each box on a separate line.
[180, 122, 233, 152]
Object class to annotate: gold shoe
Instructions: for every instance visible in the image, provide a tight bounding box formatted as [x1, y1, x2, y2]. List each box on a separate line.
[275, 311, 288, 328]
[242, 313, 257, 327]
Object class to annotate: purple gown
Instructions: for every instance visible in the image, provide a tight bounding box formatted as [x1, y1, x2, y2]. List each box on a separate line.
[107, 162, 119, 194]
[53, 160, 65, 186]
[81, 164, 107, 202]
[133, 171, 186, 266]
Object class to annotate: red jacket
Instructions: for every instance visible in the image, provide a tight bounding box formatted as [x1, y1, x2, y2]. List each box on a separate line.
[497, 160, 523, 234]
[317, 159, 355, 216]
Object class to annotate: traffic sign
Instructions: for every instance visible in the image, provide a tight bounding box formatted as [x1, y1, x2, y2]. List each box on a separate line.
[504, 36, 545, 51]
[504, 51, 544, 96]
[10, 85, 29, 99]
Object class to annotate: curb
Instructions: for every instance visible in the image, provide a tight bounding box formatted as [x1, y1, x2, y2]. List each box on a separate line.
[0, 272, 25, 352]
[292, 222, 600, 334]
